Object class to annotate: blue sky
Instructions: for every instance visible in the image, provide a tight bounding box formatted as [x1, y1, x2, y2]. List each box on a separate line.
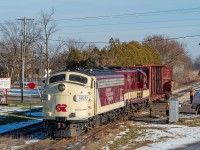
[0, 0, 200, 59]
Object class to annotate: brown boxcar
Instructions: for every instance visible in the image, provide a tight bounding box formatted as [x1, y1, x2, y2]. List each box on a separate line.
[128, 65, 172, 102]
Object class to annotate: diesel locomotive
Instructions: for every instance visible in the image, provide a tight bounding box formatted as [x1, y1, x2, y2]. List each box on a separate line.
[42, 65, 172, 138]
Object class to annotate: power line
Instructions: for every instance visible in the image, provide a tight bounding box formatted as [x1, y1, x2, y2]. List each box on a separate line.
[49, 38, 108, 44]
[58, 18, 200, 29]
[0, 6, 199, 25]
[56, 23, 200, 36]
[54, 7, 200, 22]
[165, 35, 200, 40]
[49, 34, 200, 44]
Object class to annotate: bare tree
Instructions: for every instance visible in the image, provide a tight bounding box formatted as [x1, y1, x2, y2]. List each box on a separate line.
[0, 21, 38, 81]
[49, 39, 66, 73]
[0, 22, 21, 80]
[66, 39, 86, 51]
[0, 19, 41, 82]
[193, 56, 200, 69]
[143, 35, 191, 67]
[38, 8, 58, 76]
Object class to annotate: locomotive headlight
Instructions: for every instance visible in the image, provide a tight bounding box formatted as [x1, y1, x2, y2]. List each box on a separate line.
[58, 84, 65, 91]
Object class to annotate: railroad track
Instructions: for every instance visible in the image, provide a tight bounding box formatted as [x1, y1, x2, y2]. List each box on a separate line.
[65, 120, 126, 150]
[21, 117, 129, 150]
[173, 82, 200, 99]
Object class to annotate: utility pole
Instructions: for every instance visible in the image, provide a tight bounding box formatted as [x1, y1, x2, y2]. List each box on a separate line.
[20, 41, 24, 103]
[17, 17, 34, 103]
[40, 45, 43, 88]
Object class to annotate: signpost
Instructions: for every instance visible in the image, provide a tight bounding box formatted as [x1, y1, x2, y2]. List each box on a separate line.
[28, 82, 35, 115]
[0, 78, 11, 105]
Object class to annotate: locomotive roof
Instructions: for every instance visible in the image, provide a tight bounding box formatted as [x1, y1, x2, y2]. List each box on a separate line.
[75, 69, 122, 76]
[73, 68, 146, 77]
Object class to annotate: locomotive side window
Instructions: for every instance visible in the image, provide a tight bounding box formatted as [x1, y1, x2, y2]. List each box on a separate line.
[49, 74, 66, 83]
[69, 74, 88, 84]
[137, 73, 143, 82]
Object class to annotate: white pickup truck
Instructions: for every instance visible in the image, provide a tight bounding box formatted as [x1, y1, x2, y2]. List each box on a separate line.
[192, 91, 200, 114]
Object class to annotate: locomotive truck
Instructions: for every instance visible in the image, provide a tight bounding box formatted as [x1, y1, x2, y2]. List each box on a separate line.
[42, 65, 172, 138]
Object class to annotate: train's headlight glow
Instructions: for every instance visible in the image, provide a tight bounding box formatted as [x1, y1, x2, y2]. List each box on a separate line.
[46, 112, 52, 116]
[58, 84, 65, 91]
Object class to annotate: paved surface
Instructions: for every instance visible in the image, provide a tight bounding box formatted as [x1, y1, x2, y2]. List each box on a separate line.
[173, 142, 200, 150]
[180, 103, 197, 114]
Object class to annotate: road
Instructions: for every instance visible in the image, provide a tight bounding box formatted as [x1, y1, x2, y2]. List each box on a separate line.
[173, 142, 200, 150]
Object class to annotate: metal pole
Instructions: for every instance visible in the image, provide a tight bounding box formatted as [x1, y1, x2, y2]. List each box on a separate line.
[18, 17, 26, 103]
[30, 89, 32, 116]
[17, 17, 34, 103]
[40, 45, 43, 88]
[22, 17, 26, 103]
[20, 41, 24, 103]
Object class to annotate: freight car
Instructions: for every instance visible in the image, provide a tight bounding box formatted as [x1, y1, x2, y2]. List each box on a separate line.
[42, 65, 172, 138]
[128, 65, 173, 101]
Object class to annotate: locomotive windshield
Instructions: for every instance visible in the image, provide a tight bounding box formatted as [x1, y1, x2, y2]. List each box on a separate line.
[69, 74, 88, 84]
[49, 74, 66, 83]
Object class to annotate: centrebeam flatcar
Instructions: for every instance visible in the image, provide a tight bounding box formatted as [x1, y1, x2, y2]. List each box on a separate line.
[42, 65, 172, 138]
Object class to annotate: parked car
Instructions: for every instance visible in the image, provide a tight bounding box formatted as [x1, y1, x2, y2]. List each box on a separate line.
[192, 90, 200, 114]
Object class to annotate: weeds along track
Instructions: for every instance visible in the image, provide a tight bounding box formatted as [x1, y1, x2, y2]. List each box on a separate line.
[45, 118, 128, 150]
[0, 122, 44, 138]
[65, 119, 128, 150]
[21, 117, 129, 150]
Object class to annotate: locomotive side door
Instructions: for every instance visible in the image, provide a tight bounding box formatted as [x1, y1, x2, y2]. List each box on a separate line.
[87, 77, 96, 117]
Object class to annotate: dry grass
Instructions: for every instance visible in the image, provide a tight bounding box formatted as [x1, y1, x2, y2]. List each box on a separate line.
[83, 141, 101, 150]
[104, 123, 166, 150]
[0, 136, 50, 150]
[1, 116, 200, 150]
[86, 115, 200, 150]
[174, 70, 200, 88]
[0, 136, 27, 150]
[176, 118, 200, 127]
